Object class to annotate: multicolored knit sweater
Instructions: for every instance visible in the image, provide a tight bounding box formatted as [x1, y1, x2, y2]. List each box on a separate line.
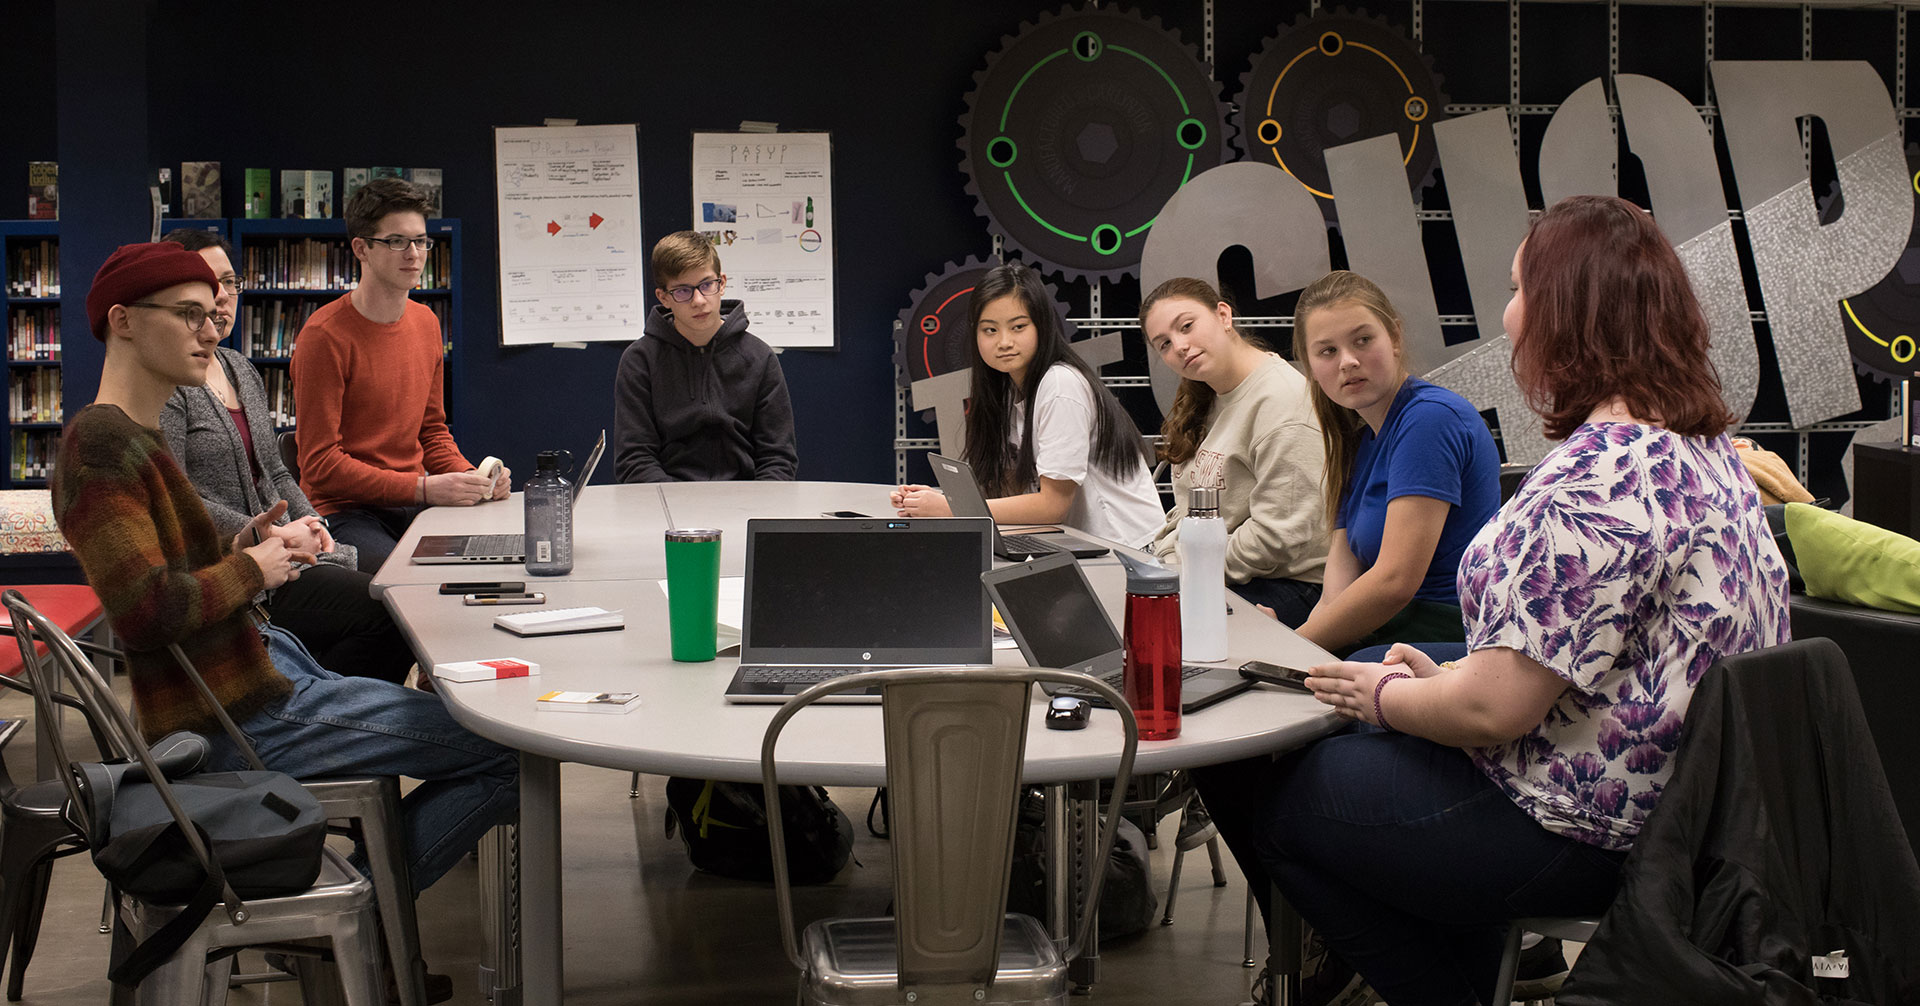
[53, 404, 290, 738]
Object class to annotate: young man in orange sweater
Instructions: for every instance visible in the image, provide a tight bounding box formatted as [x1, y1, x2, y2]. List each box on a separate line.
[291, 178, 505, 572]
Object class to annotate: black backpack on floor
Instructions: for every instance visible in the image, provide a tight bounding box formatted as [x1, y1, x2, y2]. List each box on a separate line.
[664, 776, 854, 885]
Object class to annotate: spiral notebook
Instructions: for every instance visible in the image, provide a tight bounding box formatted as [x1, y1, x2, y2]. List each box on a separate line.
[493, 606, 625, 636]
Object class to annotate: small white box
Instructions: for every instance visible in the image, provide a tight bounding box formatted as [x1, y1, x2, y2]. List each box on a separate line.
[433, 657, 541, 682]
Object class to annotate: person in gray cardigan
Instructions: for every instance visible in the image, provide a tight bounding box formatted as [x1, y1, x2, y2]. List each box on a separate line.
[158, 230, 416, 685]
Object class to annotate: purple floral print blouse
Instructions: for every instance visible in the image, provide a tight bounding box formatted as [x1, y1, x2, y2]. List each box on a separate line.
[1458, 423, 1790, 850]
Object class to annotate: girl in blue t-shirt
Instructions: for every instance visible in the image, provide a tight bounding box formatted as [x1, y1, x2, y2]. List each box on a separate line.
[1288, 270, 1500, 655]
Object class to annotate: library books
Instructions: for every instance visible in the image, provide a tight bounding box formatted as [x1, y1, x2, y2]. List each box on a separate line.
[260, 367, 294, 427]
[534, 690, 640, 714]
[181, 161, 221, 218]
[407, 168, 444, 216]
[151, 167, 172, 216]
[7, 241, 58, 298]
[244, 168, 271, 219]
[8, 368, 62, 423]
[241, 238, 357, 290]
[280, 170, 334, 219]
[26, 162, 55, 220]
[239, 298, 322, 357]
[10, 430, 55, 481]
[371, 166, 404, 180]
[343, 167, 369, 204]
[8, 308, 59, 361]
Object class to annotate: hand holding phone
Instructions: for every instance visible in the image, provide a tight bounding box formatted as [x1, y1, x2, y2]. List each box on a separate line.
[1238, 660, 1312, 692]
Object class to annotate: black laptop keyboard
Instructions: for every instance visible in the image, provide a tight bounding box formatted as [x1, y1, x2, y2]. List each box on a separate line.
[1056, 664, 1221, 696]
[999, 535, 1066, 557]
[461, 534, 525, 557]
[737, 665, 915, 685]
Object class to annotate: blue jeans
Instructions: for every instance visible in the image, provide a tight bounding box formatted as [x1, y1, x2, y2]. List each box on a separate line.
[1229, 576, 1322, 628]
[1250, 727, 1626, 1006]
[206, 625, 520, 894]
[327, 505, 421, 574]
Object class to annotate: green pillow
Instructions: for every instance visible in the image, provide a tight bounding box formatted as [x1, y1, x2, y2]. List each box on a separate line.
[1786, 502, 1920, 614]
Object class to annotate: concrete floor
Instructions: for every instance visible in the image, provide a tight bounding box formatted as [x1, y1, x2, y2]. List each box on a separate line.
[1, 682, 1270, 1005]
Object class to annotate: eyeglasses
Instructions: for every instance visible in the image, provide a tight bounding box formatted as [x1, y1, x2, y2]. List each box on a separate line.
[664, 277, 723, 303]
[216, 275, 241, 294]
[125, 302, 213, 331]
[360, 235, 436, 252]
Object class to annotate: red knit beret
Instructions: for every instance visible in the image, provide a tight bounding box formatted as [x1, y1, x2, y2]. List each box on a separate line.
[85, 242, 220, 340]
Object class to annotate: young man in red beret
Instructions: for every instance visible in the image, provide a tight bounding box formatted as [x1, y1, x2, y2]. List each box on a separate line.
[52, 242, 516, 1003]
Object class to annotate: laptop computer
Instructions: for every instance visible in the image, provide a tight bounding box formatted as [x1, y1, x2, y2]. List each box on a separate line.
[410, 430, 606, 564]
[926, 453, 1110, 561]
[723, 516, 994, 704]
[983, 551, 1254, 713]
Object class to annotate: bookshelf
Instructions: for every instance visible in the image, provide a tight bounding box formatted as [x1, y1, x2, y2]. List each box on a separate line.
[228, 217, 461, 432]
[1, 220, 59, 487]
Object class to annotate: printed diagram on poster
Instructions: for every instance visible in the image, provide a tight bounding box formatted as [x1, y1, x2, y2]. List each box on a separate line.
[494, 123, 646, 345]
[691, 132, 835, 349]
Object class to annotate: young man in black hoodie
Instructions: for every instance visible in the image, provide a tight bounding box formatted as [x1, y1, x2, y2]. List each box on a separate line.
[613, 231, 798, 483]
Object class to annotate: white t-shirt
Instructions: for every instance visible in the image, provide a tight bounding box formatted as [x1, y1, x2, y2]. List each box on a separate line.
[1009, 364, 1165, 548]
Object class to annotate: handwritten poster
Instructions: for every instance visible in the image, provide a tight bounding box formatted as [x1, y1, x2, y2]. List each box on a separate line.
[690, 132, 836, 349]
[494, 124, 646, 346]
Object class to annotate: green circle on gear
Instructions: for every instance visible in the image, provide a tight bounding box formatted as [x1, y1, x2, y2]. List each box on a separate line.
[988, 136, 1018, 168]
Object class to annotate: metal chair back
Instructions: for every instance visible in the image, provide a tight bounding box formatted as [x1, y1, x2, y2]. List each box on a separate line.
[1, 589, 250, 920]
[761, 666, 1137, 996]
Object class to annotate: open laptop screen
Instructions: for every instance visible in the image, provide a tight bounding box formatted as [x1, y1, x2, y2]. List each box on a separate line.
[988, 556, 1121, 667]
[743, 520, 990, 657]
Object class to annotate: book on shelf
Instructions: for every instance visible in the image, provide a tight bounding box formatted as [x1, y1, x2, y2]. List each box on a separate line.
[181, 161, 221, 218]
[241, 238, 356, 290]
[534, 690, 640, 714]
[407, 168, 443, 216]
[240, 297, 322, 356]
[371, 166, 404, 180]
[11, 429, 56, 481]
[151, 167, 173, 216]
[9, 367, 62, 423]
[343, 167, 369, 204]
[494, 606, 625, 636]
[244, 168, 270, 218]
[260, 367, 295, 428]
[9, 307, 59, 361]
[26, 162, 55, 220]
[306, 170, 334, 219]
[7, 241, 59, 298]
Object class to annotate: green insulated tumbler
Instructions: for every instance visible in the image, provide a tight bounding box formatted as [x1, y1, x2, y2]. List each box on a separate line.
[664, 528, 722, 661]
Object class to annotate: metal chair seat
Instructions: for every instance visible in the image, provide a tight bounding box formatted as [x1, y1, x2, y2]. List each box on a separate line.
[801, 914, 1064, 1004]
[121, 847, 384, 1006]
[0, 722, 89, 1002]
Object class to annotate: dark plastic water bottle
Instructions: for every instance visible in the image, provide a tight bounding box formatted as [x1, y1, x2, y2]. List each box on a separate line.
[523, 451, 573, 576]
[1115, 553, 1182, 740]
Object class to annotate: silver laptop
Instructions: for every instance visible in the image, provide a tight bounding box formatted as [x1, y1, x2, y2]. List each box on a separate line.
[983, 551, 1252, 713]
[723, 516, 994, 703]
[926, 453, 1109, 561]
[410, 430, 606, 564]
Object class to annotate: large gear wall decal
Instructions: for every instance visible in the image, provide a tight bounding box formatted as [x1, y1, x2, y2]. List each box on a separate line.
[959, 6, 1232, 284]
[894, 256, 1078, 400]
[1820, 144, 1920, 384]
[1233, 8, 1447, 221]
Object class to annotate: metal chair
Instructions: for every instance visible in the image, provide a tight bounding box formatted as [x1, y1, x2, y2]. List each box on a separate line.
[1493, 917, 1596, 1006]
[761, 666, 1138, 1006]
[3, 589, 386, 1004]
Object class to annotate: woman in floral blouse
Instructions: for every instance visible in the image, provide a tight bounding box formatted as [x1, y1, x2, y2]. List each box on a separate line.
[1245, 194, 1790, 1005]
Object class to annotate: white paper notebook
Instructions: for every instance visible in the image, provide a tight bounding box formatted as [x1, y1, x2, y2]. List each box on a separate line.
[494, 606, 625, 636]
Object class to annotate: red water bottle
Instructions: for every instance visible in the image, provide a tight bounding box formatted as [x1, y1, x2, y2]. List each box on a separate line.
[1116, 552, 1182, 740]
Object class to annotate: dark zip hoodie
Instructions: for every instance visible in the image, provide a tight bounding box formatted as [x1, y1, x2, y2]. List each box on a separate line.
[612, 300, 798, 483]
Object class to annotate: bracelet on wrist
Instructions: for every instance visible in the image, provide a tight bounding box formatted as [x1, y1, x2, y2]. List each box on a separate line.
[1373, 671, 1411, 731]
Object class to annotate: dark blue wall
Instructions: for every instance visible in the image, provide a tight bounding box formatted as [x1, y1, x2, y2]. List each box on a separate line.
[23, 1, 1915, 501]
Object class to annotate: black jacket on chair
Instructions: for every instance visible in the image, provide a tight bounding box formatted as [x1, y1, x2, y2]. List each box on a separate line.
[1560, 638, 1920, 1005]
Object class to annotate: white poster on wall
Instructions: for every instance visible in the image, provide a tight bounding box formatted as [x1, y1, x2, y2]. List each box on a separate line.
[690, 132, 835, 349]
[494, 123, 646, 346]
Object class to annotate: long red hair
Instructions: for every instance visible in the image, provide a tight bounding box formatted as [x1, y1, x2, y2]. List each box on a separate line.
[1511, 195, 1733, 440]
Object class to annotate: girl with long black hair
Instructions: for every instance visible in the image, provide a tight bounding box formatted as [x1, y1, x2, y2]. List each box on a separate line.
[892, 262, 1162, 547]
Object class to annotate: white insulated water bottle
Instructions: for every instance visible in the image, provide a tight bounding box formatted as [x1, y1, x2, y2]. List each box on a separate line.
[1178, 485, 1229, 662]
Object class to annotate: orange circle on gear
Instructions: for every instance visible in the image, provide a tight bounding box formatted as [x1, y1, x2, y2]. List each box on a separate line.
[1258, 119, 1283, 145]
[1405, 96, 1429, 122]
[1319, 32, 1344, 56]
